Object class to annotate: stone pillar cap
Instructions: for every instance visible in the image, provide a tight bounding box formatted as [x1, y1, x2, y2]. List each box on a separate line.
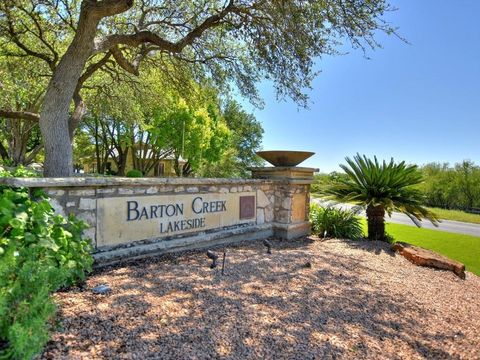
[249, 166, 319, 172]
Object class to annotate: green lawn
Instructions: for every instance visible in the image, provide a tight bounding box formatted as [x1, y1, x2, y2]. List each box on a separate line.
[428, 207, 480, 224]
[361, 220, 480, 276]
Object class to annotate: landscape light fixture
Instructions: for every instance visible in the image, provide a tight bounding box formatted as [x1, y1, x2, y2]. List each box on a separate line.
[206, 250, 219, 269]
[263, 239, 272, 254]
[221, 252, 226, 276]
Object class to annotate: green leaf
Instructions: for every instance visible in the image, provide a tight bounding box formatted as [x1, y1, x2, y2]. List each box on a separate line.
[8, 218, 24, 229]
[37, 238, 60, 252]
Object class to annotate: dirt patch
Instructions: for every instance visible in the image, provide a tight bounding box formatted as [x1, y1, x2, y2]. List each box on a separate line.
[42, 238, 480, 359]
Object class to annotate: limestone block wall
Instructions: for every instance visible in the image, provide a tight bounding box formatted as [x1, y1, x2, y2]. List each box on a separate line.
[0, 173, 314, 264]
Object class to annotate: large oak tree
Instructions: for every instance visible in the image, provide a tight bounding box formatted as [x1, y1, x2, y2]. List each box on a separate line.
[1, 0, 396, 176]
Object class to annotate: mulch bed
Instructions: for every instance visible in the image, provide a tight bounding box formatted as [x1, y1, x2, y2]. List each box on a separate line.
[41, 237, 480, 359]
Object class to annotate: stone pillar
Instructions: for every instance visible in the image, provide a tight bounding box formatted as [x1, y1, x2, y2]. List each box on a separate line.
[251, 166, 318, 240]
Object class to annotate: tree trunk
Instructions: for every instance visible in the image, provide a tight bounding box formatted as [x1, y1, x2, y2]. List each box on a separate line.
[366, 204, 386, 241]
[94, 117, 101, 173]
[116, 147, 129, 176]
[39, 9, 100, 177]
[0, 142, 9, 162]
[182, 161, 193, 177]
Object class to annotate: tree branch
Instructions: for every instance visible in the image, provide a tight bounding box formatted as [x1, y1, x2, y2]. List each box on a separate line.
[110, 46, 139, 76]
[86, 0, 134, 19]
[0, 110, 40, 122]
[25, 143, 44, 164]
[93, 1, 238, 55]
[2, 6, 56, 70]
[77, 52, 113, 90]
[16, 4, 60, 66]
[69, 92, 87, 140]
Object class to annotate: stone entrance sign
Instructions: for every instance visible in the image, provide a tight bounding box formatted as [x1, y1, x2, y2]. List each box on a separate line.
[0, 164, 317, 265]
[97, 192, 255, 247]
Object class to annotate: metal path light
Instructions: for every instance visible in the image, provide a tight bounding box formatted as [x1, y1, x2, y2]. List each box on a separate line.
[206, 250, 219, 268]
[263, 239, 272, 254]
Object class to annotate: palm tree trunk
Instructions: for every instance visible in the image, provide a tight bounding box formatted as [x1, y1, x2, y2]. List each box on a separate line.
[366, 204, 386, 241]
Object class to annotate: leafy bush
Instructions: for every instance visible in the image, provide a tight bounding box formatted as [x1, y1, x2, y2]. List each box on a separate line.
[126, 169, 143, 178]
[0, 185, 93, 359]
[309, 204, 364, 240]
[0, 166, 40, 178]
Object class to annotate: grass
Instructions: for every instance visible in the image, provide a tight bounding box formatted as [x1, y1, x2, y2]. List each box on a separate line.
[427, 207, 480, 224]
[360, 219, 480, 276]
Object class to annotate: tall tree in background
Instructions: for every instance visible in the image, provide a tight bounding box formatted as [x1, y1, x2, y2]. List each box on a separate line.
[76, 64, 227, 176]
[0, 0, 397, 176]
[0, 52, 46, 165]
[455, 161, 480, 210]
[151, 97, 231, 176]
[199, 100, 263, 178]
[223, 100, 263, 170]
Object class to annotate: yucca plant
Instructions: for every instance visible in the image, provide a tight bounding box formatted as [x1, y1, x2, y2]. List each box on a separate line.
[321, 154, 439, 241]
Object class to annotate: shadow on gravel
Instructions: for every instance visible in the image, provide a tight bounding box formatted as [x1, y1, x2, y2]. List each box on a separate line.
[342, 238, 397, 257]
[42, 238, 463, 359]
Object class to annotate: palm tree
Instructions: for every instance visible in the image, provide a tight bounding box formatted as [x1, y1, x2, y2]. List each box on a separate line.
[322, 154, 439, 241]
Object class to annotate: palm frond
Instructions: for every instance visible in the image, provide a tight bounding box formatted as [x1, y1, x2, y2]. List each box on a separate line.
[319, 153, 439, 226]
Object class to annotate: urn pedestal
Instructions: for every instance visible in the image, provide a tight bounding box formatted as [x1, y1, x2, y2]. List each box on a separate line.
[251, 166, 318, 240]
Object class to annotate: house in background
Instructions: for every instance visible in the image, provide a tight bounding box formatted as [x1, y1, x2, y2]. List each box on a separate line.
[81, 146, 186, 177]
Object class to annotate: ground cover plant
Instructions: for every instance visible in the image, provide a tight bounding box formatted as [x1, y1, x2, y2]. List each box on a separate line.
[0, 169, 93, 359]
[309, 204, 363, 240]
[126, 169, 143, 178]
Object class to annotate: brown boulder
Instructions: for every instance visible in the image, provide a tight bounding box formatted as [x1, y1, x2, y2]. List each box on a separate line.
[391, 242, 466, 279]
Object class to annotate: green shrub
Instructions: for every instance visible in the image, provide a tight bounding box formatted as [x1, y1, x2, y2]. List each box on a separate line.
[309, 203, 364, 240]
[126, 169, 143, 178]
[0, 166, 40, 178]
[0, 184, 93, 359]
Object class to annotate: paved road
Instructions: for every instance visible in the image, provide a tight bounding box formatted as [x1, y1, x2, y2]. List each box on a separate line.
[312, 198, 480, 237]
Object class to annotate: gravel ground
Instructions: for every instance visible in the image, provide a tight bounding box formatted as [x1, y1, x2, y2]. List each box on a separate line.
[41, 238, 480, 360]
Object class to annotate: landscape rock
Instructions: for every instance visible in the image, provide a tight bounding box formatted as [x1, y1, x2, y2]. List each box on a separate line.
[392, 242, 466, 279]
[91, 284, 111, 295]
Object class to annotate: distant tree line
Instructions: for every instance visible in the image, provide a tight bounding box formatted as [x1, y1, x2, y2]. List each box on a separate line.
[313, 160, 480, 211]
[417, 161, 480, 210]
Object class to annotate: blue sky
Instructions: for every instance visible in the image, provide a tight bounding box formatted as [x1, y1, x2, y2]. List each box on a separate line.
[241, 1, 480, 173]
